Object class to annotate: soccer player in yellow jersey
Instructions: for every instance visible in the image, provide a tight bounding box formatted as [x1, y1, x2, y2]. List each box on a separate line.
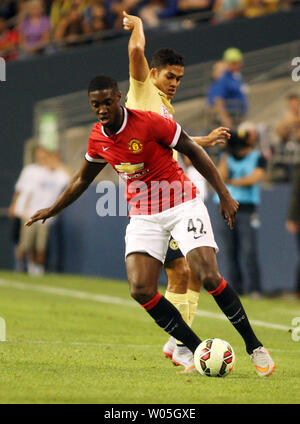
[123, 12, 231, 372]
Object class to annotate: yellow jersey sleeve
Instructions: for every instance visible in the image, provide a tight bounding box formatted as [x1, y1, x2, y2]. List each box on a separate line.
[126, 74, 162, 114]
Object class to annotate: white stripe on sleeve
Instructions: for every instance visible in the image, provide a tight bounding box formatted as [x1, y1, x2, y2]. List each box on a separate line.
[85, 153, 107, 163]
[169, 123, 182, 148]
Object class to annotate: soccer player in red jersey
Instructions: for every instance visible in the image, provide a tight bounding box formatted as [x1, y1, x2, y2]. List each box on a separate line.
[123, 12, 231, 370]
[25, 75, 275, 376]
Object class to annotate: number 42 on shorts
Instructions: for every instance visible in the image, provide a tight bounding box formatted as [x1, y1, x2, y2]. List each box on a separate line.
[187, 218, 206, 239]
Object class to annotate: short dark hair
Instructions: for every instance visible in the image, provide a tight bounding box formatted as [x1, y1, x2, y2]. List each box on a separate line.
[150, 48, 184, 70]
[88, 75, 119, 94]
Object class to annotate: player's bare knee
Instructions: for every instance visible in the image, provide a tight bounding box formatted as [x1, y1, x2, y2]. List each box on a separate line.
[202, 273, 222, 292]
[129, 281, 156, 305]
[187, 247, 220, 289]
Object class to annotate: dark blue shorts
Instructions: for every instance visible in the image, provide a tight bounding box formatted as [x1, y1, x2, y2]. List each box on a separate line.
[165, 237, 184, 265]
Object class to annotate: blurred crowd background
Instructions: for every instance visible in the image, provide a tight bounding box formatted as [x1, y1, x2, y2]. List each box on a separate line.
[1, 0, 300, 62]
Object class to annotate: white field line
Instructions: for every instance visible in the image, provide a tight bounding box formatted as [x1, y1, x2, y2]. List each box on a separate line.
[0, 278, 291, 332]
[2, 340, 294, 353]
[5, 340, 157, 348]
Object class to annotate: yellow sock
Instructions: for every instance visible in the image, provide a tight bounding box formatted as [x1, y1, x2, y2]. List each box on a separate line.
[187, 289, 200, 327]
[165, 290, 189, 345]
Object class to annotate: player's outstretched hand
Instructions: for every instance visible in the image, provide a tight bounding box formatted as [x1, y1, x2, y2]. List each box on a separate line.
[122, 11, 140, 31]
[25, 208, 55, 227]
[219, 193, 239, 230]
[206, 127, 231, 147]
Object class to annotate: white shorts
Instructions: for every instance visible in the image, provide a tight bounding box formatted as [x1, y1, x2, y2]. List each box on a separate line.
[125, 196, 218, 263]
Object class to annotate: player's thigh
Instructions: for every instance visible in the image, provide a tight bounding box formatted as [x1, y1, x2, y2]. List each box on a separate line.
[186, 246, 222, 291]
[125, 216, 169, 264]
[126, 252, 163, 303]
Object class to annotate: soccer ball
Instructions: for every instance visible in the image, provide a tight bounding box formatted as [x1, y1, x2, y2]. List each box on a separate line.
[194, 338, 235, 377]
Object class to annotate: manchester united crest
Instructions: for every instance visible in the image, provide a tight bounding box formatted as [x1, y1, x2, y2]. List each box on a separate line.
[128, 139, 143, 154]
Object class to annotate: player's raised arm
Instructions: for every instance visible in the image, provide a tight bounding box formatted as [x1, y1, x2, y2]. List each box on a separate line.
[123, 11, 149, 82]
[25, 159, 107, 227]
[175, 129, 239, 229]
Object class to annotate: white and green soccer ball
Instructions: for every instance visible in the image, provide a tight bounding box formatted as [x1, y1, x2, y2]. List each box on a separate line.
[194, 338, 235, 377]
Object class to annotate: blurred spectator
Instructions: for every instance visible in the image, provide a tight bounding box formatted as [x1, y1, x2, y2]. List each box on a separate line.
[207, 60, 228, 106]
[155, 0, 179, 19]
[13, 1, 28, 26]
[50, 0, 73, 32]
[243, 0, 279, 18]
[286, 164, 300, 299]
[239, 121, 259, 148]
[177, 0, 214, 22]
[215, 128, 266, 296]
[271, 94, 300, 181]
[54, 1, 87, 47]
[110, 0, 141, 29]
[0, 0, 18, 21]
[18, 0, 51, 57]
[208, 47, 248, 130]
[239, 120, 273, 160]
[213, 0, 244, 22]
[139, 0, 178, 27]
[0, 16, 19, 61]
[9, 147, 71, 275]
[272, 121, 300, 182]
[275, 94, 300, 145]
[0, 0, 297, 62]
[202, 60, 227, 133]
[83, 1, 109, 34]
[9, 146, 49, 273]
[50, 0, 89, 32]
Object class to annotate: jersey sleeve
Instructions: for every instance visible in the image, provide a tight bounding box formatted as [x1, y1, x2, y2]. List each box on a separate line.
[125, 74, 153, 109]
[85, 125, 107, 164]
[147, 111, 182, 148]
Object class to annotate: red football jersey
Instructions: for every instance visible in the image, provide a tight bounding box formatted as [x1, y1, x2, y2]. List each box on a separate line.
[85, 107, 197, 215]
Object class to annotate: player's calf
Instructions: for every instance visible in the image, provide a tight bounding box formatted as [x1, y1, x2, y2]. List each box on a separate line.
[141, 292, 202, 353]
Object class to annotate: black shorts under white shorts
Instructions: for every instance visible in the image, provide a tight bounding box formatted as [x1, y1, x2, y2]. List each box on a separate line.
[164, 236, 184, 264]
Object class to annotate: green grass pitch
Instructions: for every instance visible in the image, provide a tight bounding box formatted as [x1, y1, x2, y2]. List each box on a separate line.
[0, 270, 299, 404]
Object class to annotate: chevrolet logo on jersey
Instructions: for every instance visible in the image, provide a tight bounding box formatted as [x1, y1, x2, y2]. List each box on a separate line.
[115, 162, 145, 174]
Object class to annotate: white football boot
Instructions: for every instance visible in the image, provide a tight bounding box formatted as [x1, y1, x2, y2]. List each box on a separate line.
[250, 346, 276, 376]
[162, 336, 176, 360]
[172, 345, 197, 374]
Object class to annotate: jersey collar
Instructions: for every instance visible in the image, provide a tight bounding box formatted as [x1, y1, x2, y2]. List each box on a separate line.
[157, 90, 174, 116]
[101, 107, 128, 138]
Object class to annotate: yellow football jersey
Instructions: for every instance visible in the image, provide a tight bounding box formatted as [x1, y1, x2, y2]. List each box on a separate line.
[126, 74, 174, 117]
[126, 73, 177, 159]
